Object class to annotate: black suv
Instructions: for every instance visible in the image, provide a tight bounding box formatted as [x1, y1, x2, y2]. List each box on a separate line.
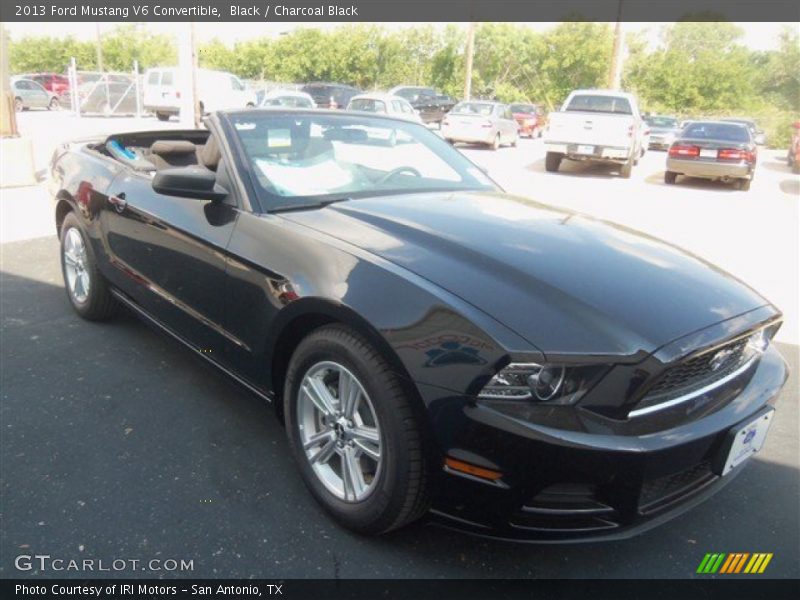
[300, 82, 361, 109]
[389, 86, 456, 125]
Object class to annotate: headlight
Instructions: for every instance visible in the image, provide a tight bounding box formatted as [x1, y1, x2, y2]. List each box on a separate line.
[478, 362, 609, 405]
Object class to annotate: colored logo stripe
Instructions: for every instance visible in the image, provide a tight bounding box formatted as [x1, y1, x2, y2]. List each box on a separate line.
[697, 553, 773, 574]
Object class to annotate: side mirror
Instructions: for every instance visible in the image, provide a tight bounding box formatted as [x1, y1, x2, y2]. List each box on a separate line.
[152, 167, 228, 201]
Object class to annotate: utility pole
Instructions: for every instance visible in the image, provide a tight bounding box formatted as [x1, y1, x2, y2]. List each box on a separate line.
[463, 22, 476, 100]
[95, 22, 104, 72]
[607, 0, 625, 90]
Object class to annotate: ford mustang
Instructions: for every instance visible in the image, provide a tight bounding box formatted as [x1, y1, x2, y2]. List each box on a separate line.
[49, 109, 788, 541]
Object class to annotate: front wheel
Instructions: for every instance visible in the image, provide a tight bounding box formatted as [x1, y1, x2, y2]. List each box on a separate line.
[60, 212, 118, 320]
[156, 111, 171, 122]
[284, 325, 430, 535]
[48, 97, 60, 110]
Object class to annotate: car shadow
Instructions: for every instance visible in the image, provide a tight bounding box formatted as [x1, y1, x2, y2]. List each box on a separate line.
[642, 171, 741, 193]
[526, 157, 625, 179]
[758, 158, 793, 174]
[780, 178, 799, 195]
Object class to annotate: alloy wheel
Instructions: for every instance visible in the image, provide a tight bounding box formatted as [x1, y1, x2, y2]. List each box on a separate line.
[63, 227, 91, 304]
[297, 361, 382, 502]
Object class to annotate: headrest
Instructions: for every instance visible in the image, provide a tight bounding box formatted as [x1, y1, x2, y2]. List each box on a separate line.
[200, 135, 221, 170]
[150, 140, 197, 156]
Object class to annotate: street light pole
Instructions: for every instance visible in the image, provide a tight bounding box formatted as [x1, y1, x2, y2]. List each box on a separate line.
[608, 0, 625, 90]
[464, 22, 476, 100]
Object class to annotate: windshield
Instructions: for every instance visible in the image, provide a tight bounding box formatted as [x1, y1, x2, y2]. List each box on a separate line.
[263, 95, 315, 108]
[451, 102, 495, 116]
[510, 104, 536, 113]
[228, 112, 497, 210]
[349, 98, 387, 113]
[645, 116, 678, 128]
[565, 94, 632, 115]
[683, 122, 751, 142]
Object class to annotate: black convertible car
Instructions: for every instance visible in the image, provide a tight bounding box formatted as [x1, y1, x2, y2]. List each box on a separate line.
[49, 109, 788, 542]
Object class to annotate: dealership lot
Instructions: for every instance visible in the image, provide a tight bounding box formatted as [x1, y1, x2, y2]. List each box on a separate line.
[1, 112, 798, 578]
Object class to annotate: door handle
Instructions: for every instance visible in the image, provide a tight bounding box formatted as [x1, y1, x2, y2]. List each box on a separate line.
[109, 193, 127, 212]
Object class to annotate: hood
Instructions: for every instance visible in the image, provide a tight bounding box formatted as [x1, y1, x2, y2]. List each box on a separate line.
[281, 192, 768, 358]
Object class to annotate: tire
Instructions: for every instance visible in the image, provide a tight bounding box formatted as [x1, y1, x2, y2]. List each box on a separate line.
[246, 102, 255, 108]
[284, 325, 430, 535]
[60, 212, 118, 321]
[445, 138, 455, 145]
[620, 157, 633, 179]
[14, 97, 23, 112]
[490, 133, 501, 151]
[156, 112, 170, 122]
[545, 151, 562, 172]
[738, 178, 751, 191]
[511, 133, 518, 147]
[664, 171, 678, 185]
[48, 97, 59, 111]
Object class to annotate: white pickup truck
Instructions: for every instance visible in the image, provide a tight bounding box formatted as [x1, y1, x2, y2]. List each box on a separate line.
[543, 89, 648, 178]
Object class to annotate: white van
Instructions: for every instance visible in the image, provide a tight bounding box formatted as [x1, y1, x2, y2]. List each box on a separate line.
[143, 68, 256, 121]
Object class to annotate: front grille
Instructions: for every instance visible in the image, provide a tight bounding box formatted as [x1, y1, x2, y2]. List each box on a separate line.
[639, 461, 717, 514]
[635, 337, 754, 414]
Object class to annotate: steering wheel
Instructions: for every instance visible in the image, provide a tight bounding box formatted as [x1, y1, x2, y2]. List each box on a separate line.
[377, 166, 422, 184]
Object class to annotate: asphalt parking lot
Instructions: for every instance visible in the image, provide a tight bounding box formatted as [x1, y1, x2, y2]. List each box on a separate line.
[1, 112, 799, 579]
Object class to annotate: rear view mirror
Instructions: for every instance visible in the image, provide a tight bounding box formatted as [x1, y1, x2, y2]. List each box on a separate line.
[152, 167, 228, 201]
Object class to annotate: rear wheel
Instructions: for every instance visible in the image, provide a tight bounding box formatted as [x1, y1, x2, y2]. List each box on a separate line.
[738, 178, 751, 191]
[664, 171, 678, 185]
[620, 157, 633, 179]
[545, 151, 562, 172]
[156, 111, 170, 122]
[48, 97, 60, 110]
[60, 212, 118, 321]
[284, 325, 430, 535]
[490, 133, 501, 151]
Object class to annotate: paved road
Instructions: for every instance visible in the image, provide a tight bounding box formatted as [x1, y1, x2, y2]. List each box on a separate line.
[1, 236, 798, 579]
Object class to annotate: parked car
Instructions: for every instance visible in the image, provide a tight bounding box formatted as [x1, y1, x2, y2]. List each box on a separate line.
[722, 118, 766, 145]
[259, 89, 316, 109]
[441, 101, 519, 149]
[665, 121, 757, 190]
[21, 72, 70, 97]
[143, 68, 256, 121]
[49, 108, 788, 542]
[11, 77, 59, 111]
[300, 82, 360, 109]
[787, 120, 800, 174]
[388, 86, 456, 125]
[543, 89, 647, 178]
[347, 93, 422, 122]
[644, 115, 682, 150]
[509, 103, 546, 137]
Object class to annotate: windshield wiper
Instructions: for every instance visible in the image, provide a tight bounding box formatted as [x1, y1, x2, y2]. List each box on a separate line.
[270, 196, 353, 213]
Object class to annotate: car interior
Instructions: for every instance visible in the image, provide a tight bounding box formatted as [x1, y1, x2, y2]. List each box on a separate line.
[96, 130, 220, 174]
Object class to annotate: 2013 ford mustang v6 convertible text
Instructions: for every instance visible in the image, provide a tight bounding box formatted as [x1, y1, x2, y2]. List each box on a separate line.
[49, 109, 788, 542]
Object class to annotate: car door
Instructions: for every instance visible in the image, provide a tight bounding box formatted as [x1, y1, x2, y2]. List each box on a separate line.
[14, 80, 35, 107]
[100, 134, 240, 353]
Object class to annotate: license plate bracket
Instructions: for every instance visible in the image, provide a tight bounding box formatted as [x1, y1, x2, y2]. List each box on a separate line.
[700, 148, 717, 158]
[577, 144, 595, 155]
[712, 408, 774, 476]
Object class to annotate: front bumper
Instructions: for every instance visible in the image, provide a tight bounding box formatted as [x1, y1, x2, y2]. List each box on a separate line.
[421, 344, 788, 542]
[667, 157, 753, 180]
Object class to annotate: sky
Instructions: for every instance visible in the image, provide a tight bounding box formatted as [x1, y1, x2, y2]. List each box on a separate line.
[3, 22, 793, 52]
